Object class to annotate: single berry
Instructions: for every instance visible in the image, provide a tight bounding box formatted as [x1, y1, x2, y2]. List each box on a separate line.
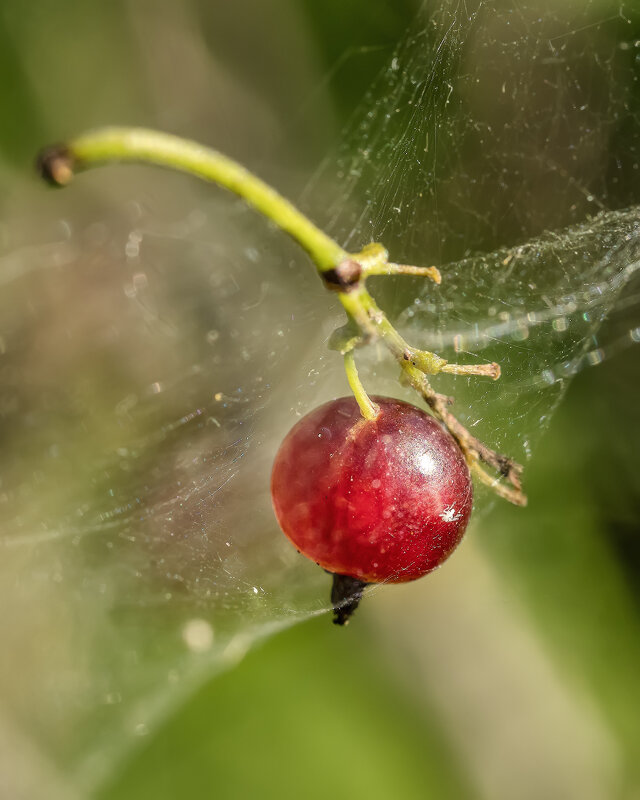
[271, 396, 473, 624]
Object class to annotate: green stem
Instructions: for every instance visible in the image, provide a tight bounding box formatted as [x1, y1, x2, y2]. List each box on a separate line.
[344, 352, 379, 421]
[37, 126, 526, 505]
[338, 287, 446, 374]
[66, 127, 347, 272]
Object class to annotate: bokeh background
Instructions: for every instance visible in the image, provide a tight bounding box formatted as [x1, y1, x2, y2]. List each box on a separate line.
[0, 1, 639, 798]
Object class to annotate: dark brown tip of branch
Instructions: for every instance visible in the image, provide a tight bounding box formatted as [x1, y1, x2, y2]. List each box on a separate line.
[330, 573, 369, 625]
[36, 144, 75, 187]
[323, 259, 362, 293]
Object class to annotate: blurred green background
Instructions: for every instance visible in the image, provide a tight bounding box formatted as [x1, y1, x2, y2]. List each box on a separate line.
[0, 1, 639, 799]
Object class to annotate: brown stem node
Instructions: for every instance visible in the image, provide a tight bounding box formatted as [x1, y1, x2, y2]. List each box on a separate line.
[36, 144, 75, 187]
[322, 259, 362, 293]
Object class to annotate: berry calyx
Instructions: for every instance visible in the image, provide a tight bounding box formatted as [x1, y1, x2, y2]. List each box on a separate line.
[271, 397, 473, 623]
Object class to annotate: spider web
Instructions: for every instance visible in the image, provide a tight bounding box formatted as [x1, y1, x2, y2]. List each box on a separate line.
[1, 0, 639, 795]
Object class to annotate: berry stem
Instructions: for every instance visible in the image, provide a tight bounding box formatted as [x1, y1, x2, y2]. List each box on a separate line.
[36, 127, 526, 505]
[344, 352, 379, 421]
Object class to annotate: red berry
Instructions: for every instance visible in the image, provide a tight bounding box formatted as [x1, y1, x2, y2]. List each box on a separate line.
[271, 397, 473, 622]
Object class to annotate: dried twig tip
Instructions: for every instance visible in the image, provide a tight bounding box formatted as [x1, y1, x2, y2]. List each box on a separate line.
[425, 266, 441, 284]
[36, 144, 75, 187]
[440, 361, 501, 380]
[383, 262, 442, 283]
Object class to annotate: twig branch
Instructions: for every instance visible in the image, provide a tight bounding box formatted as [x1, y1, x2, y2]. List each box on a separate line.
[36, 126, 526, 506]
